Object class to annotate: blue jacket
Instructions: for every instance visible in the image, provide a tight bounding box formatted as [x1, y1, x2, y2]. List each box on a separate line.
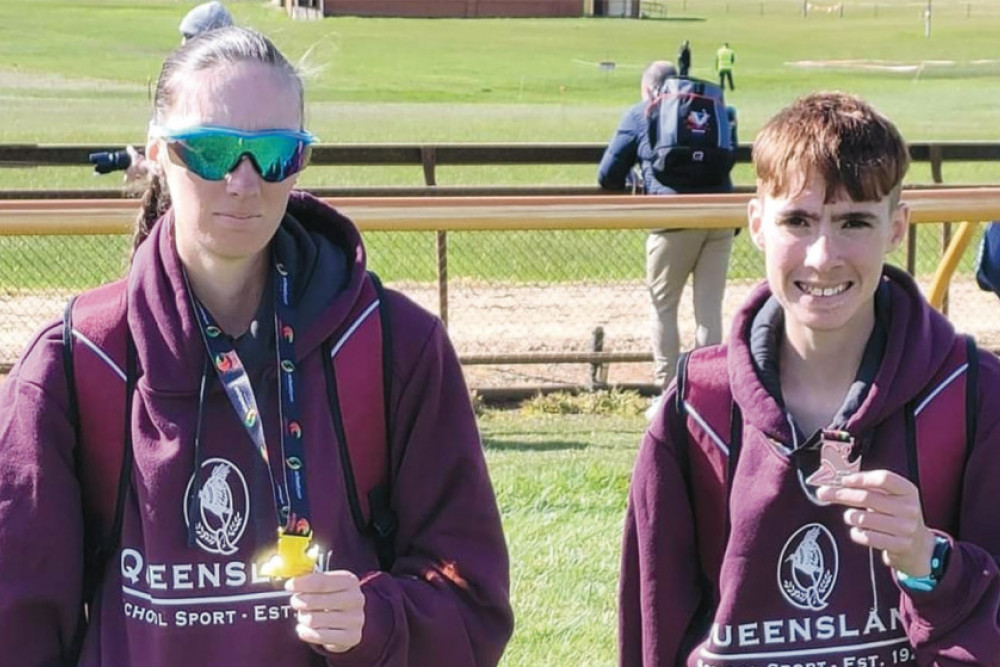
[597, 100, 734, 196]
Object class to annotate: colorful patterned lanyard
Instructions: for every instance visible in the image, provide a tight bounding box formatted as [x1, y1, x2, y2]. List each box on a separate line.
[188, 254, 311, 540]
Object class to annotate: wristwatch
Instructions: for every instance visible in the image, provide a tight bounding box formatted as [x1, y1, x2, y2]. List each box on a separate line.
[896, 534, 951, 593]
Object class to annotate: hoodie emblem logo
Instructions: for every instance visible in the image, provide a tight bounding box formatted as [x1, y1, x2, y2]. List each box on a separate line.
[184, 458, 250, 556]
[777, 523, 839, 611]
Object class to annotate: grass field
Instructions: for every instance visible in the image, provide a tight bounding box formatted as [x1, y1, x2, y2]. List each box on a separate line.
[1, 0, 1000, 189]
[3, 3, 1000, 664]
[482, 409, 643, 666]
[1, 0, 995, 289]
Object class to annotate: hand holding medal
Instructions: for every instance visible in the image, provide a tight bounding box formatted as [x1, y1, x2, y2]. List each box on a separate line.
[812, 436, 937, 577]
[285, 570, 366, 654]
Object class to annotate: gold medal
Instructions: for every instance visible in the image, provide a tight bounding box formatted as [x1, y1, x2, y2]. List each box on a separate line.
[259, 530, 319, 579]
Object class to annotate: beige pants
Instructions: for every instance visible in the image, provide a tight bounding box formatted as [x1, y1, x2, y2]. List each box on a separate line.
[646, 228, 735, 387]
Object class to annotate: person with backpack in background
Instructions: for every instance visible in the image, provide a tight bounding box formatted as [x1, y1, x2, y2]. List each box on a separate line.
[715, 41, 735, 91]
[0, 27, 512, 667]
[179, 1, 233, 43]
[677, 40, 692, 77]
[597, 61, 736, 416]
[619, 91, 1000, 666]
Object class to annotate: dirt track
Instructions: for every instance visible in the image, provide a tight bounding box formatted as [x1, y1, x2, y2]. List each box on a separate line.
[5, 275, 999, 388]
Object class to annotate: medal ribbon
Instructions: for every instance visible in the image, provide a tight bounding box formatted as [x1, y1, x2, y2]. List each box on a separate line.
[188, 251, 311, 538]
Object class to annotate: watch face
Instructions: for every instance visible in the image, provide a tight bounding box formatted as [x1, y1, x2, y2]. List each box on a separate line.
[930, 535, 951, 581]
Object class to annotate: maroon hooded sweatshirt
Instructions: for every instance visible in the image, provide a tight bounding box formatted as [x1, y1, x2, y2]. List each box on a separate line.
[620, 266, 1000, 666]
[0, 191, 513, 666]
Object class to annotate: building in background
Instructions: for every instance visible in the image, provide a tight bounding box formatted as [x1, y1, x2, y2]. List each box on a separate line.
[285, 0, 585, 18]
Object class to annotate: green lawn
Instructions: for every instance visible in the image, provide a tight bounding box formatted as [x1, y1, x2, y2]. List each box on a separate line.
[2, 3, 992, 294]
[481, 410, 644, 666]
[3, 1, 999, 192]
[1, 1, 1000, 147]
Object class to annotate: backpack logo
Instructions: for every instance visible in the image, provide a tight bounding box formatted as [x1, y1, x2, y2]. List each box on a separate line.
[685, 109, 711, 133]
[183, 458, 250, 556]
[777, 523, 839, 611]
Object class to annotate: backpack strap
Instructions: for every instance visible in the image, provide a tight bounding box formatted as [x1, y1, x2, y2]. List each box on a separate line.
[906, 335, 979, 533]
[673, 345, 740, 595]
[322, 271, 396, 570]
[62, 280, 135, 663]
[964, 336, 979, 463]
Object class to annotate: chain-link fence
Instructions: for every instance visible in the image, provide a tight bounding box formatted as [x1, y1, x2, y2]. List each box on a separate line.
[3, 220, 997, 388]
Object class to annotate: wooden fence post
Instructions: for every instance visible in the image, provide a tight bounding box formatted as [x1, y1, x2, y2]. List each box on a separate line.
[927, 144, 951, 314]
[421, 146, 449, 327]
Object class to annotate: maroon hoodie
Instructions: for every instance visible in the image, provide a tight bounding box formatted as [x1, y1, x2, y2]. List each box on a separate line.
[0, 191, 513, 666]
[620, 266, 1000, 666]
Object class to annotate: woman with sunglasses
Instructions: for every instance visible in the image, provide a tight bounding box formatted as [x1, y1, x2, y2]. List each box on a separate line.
[0, 27, 512, 666]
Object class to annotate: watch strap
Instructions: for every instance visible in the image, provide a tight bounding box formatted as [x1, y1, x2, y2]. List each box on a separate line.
[896, 534, 951, 593]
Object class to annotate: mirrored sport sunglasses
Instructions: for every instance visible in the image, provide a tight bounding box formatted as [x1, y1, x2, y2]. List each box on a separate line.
[150, 125, 317, 183]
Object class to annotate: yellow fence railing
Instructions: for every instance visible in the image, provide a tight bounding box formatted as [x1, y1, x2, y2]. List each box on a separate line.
[2, 188, 1000, 233]
[3, 189, 1000, 387]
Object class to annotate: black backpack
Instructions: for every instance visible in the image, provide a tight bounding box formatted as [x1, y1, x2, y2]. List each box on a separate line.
[649, 76, 735, 190]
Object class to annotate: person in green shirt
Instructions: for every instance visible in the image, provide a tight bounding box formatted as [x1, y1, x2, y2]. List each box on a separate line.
[715, 42, 735, 91]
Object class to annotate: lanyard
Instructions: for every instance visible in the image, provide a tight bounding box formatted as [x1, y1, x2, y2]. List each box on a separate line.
[188, 253, 311, 538]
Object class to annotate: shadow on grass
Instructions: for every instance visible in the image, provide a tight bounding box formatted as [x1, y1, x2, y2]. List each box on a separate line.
[483, 438, 589, 452]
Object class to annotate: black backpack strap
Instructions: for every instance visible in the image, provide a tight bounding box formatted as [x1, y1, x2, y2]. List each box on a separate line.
[723, 401, 742, 546]
[671, 350, 744, 544]
[321, 340, 358, 514]
[669, 351, 712, 649]
[62, 298, 86, 666]
[964, 336, 979, 460]
[106, 336, 137, 565]
[903, 397, 920, 489]
[322, 272, 396, 571]
[62, 298, 81, 440]
[904, 336, 978, 531]
[671, 352, 694, 503]
[64, 298, 136, 665]
[367, 272, 396, 570]
[80, 333, 136, 590]
[672, 349, 743, 651]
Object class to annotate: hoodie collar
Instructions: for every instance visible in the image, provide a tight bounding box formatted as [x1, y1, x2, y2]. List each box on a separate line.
[127, 191, 362, 393]
[746, 285, 889, 446]
[729, 265, 960, 445]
